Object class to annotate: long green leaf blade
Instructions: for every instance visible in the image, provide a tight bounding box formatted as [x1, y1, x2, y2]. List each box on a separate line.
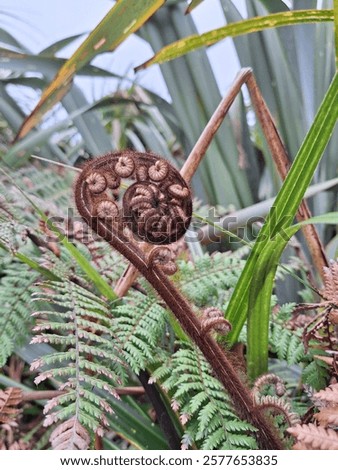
[226, 72, 338, 345]
[334, 0, 338, 68]
[107, 398, 169, 450]
[136, 10, 333, 69]
[185, 0, 205, 14]
[247, 237, 286, 380]
[15, 0, 164, 140]
[247, 210, 338, 380]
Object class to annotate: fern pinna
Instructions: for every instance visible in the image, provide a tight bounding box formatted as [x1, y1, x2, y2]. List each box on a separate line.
[269, 302, 330, 391]
[111, 290, 167, 374]
[0, 262, 38, 367]
[151, 341, 257, 450]
[1, 161, 332, 450]
[31, 280, 125, 438]
[176, 252, 245, 307]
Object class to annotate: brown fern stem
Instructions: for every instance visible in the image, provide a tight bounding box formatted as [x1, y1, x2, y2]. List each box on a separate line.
[104, 227, 281, 448]
[132, 248, 282, 448]
[245, 72, 328, 277]
[75, 153, 283, 450]
[81, 212, 282, 449]
[147, 268, 282, 450]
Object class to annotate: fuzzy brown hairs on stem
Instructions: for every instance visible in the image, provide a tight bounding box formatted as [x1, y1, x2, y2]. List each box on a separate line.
[74, 151, 282, 450]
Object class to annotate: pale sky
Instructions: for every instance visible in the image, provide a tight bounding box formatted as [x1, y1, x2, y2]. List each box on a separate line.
[0, 0, 245, 100]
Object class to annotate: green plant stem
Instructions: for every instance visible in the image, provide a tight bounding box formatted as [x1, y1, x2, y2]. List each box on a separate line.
[334, 0, 338, 69]
[0, 242, 59, 281]
[226, 73, 338, 380]
[226, 73, 338, 348]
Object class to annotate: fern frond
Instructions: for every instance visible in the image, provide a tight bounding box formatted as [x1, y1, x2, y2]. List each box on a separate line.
[269, 323, 305, 364]
[302, 360, 330, 391]
[314, 407, 338, 427]
[176, 253, 245, 307]
[31, 280, 125, 436]
[0, 388, 22, 424]
[313, 383, 338, 405]
[71, 237, 127, 285]
[274, 303, 296, 322]
[9, 166, 73, 216]
[288, 423, 338, 450]
[0, 182, 28, 225]
[0, 221, 19, 253]
[152, 341, 258, 450]
[322, 261, 338, 302]
[49, 417, 90, 450]
[111, 291, 167, 374]
[0, 262, 39, 366]
[270, 315, 330, 391]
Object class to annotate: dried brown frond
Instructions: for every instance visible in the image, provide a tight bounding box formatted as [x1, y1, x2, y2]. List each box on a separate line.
[257, 395, 300, 427]
[50, 417, 90, 450]
[288, 313, 313, 330]
[287, 423, 338, 450]
[0, 388, 22, 424]
[293, 441, 311, 450]
[7, 440, 29, 450]
[313, 383, 338, 406]
[329, 309, 338, 325]
[314, 407, 338, 427]
[0, 422, 29, 450]
[322, 261, 338, 303]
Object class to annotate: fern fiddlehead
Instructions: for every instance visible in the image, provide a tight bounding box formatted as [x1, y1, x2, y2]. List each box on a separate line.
[77, 151, 192, 247]
[75, 151, 282, 450]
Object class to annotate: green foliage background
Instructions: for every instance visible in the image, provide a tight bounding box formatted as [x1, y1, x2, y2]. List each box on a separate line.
[0, 0, 337, 450]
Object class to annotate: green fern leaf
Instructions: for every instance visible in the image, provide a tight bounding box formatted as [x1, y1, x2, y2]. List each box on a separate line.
[286, 334, 305, 364]
[176, 253, 245, 307]
[302, 359, 330, 391]
[112, 291, 167, 374]
[270, 323, 305, 364]
[32, 280, 125, 434]
[151, 341, 258, 450]
[226, 433, 258, 449]
[0, 262, 39, 366]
